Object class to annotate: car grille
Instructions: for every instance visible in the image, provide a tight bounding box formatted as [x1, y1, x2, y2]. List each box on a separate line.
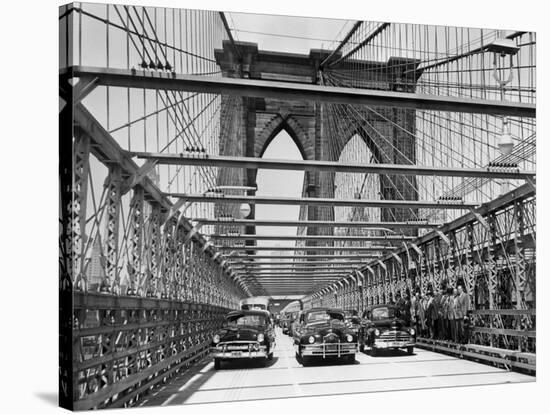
[323, 333, 339, 343]
[379, 331, 411, 342]
[218, 341, 258, 351]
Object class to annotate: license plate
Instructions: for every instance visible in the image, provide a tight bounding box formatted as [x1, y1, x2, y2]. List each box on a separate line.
[231, 351, 242, 357]
[325, 344, 338, 352]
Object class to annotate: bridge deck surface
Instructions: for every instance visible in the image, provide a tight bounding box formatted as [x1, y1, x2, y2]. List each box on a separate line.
[141, 328, 534, 407]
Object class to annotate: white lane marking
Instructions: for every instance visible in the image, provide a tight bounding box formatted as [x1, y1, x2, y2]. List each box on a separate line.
[278, 329, 304, 396]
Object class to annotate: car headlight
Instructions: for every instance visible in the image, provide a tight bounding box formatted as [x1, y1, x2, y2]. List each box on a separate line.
[308, 335, 315, 344]
[213, 334, 220, 344]
[409, 328, 415, 336]
[374, 329, 380, 336]
[257, 333, 265, 343]
[346, 334, 353, 343]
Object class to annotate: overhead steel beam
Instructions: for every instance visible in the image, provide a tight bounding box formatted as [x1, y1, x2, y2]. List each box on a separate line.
[215, 245, 396, 251]
[193, 218, 441, 229]
[246, 281, 346, 284]
[209, 234, 413, 242]
[233, 266, 362, 271]
[133, 153, 534, 180]
[230, 261, 367, 266]
[235, 272, 353, 276]
[226, 254, 381, 260]
[168, 194, 477, 209]
[64, 66, 536, 117]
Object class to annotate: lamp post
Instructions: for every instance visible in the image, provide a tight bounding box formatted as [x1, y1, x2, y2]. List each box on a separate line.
[487, 36, 520, 157]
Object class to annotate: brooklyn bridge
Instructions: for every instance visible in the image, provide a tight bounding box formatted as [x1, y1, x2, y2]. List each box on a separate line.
[59, 3, 536, 410]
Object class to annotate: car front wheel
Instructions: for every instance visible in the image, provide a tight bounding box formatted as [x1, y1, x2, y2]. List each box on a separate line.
[407, 346, 414, 355]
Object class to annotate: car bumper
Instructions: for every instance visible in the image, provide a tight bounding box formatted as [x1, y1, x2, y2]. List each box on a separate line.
[211, 343, 269, 359]
[300, 343, 358, 357]
[373, 339, 415, 349]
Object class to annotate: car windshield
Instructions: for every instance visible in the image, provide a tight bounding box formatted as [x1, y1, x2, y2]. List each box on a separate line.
[371, 307, 397, 320]
[305, 310, 344, 324]
[241, 304, 267, 310]
[225, 314, 266, 327]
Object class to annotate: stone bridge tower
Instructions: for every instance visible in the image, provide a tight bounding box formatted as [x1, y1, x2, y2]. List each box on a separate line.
[214, 41, 421, 242]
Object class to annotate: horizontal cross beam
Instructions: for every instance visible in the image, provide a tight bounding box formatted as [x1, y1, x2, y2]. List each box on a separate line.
[209, 234, 413, 242]
[64, 66, 536, 117]
[168, 194, 477, 209]
[134, 153, 535, 180]
[226, 255, 381, 260]
[235, 272, 354, 276]
[233, 266, 362, 271]
[193, 218, 441, 229]
[230, 261, 367, 266]
[215, 245, 396, 251]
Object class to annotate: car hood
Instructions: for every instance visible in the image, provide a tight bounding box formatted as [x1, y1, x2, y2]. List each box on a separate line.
[369, 318, 409, 330]
[216, 326, 265, 342]
[303, 321, 349, 336]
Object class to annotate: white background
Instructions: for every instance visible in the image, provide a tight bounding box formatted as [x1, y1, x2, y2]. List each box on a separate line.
[0, 0, 547, 412]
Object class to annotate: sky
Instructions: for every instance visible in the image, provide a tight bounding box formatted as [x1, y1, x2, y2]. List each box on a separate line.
[228, 12, 353, 54]
[255, 131, 304, 257]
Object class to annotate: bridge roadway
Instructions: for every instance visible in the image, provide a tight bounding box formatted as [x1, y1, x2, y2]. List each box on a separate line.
[139, 328, 533, 406]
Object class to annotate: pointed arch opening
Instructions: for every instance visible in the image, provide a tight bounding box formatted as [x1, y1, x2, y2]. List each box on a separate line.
[333, 134, 382, 249]
[255, 129, 305, 262]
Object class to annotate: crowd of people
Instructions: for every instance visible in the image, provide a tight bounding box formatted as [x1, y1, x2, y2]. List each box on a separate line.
[394, 285, 471, 344]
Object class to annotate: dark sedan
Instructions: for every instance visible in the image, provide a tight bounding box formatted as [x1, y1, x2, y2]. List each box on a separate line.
[210, 310, 275, 369]
[359, 305, 416, 356]
[293, 308, 358, 365]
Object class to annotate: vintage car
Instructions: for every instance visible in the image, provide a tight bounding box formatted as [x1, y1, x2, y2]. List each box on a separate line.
[210, 310, 275, 369]
[293, 308, 358, 365]
[359, 304, 416, 355]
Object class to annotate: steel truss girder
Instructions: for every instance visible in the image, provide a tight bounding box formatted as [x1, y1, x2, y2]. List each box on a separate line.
[127, 186, 144, 295]
[168, 193, 476, 209]
[135, 152, 535, 180]
[70, 132, 91, 290]
[312, 183, 536, 351]
[63, 66, 536, 117]
[70, 103, 246, 302]
[102, 165, 122, 293]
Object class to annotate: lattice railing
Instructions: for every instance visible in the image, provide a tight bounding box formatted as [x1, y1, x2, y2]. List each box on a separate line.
[72, 292, 229, 410]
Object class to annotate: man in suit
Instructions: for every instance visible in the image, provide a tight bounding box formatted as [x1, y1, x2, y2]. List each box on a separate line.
[426, 291, 436, 338]
[449, 287, 459, 342]
[456, 285, 470, 343]
[433, 288, 445, 339]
